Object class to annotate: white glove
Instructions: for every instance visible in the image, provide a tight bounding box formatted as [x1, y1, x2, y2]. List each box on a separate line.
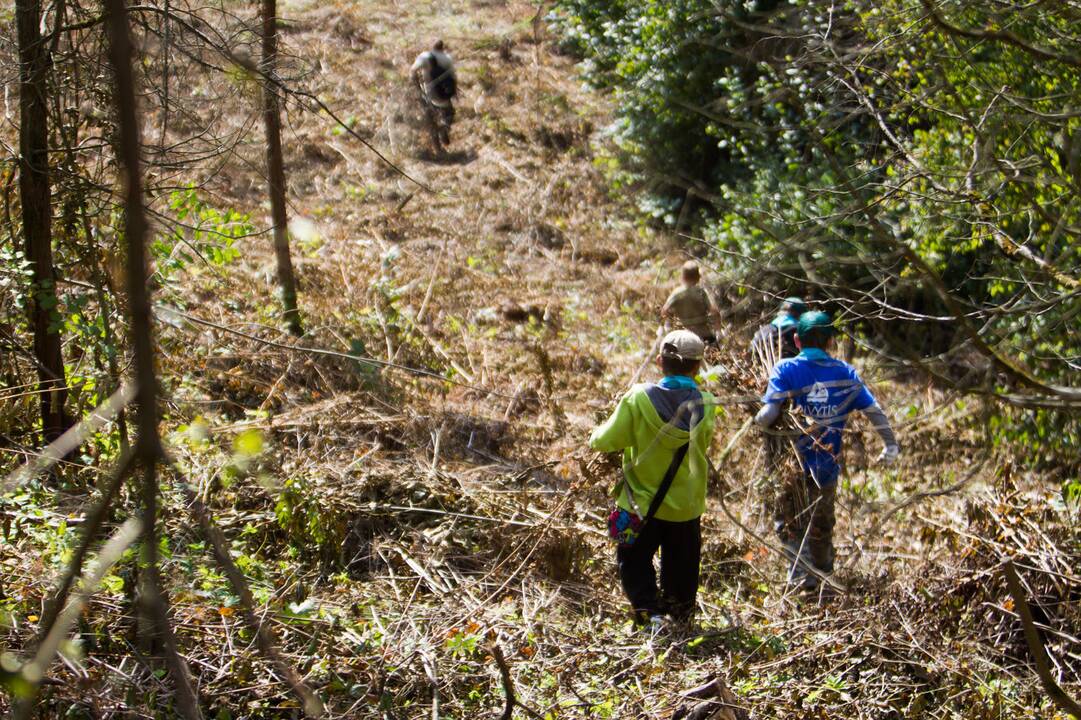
[877, 445, 900, 465]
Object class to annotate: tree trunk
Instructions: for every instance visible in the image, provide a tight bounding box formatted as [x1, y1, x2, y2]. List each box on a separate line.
[261, 0, 303, 336]
[16, 0, 70, 444]
[104, 1, 201, 716]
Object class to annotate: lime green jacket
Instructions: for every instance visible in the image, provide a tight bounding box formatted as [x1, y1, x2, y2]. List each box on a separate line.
[589, 384, 716, 522]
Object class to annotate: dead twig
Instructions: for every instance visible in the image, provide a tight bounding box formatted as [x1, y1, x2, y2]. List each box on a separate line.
[1003, 560, 1081, 719]
[489, 637, 544, 720]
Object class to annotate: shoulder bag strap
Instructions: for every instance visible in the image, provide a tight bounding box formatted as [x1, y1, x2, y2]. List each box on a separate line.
[641, 442, 689, 525]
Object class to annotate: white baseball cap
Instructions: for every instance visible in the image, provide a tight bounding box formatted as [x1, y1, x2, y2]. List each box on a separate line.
[659, 330, 704, 361]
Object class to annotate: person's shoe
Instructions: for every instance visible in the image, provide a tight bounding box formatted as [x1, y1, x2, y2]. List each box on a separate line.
[635, 614, 669, 640]
[629, 609, 665, 636]
[648, 614, 666, 636]
[787, 555, 822, 592]
[666, 613, 696, 636]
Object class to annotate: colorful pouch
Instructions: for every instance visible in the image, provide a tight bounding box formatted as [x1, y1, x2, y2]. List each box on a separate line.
[607, 507, 644, 548]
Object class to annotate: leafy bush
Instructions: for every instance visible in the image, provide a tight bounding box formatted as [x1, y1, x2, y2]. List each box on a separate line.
[555, 0, 1081, 457]
[557, 0, 802, 215]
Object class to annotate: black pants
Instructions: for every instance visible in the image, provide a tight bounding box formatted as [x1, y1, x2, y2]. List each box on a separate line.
[425, 101, 454, 147]
[616, 517, 701, 622]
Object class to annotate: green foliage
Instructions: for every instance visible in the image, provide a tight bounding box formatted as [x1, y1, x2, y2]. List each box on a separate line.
[805, 674, 850, 705]
[1065, 477, 1081, 507]
[990, 407, 1081, 464]
[555, 0, 1081, 456]
[274, 473, 349, 557]
[151, 185, 252, 282]
[444, 627, 482, 658]
[232, 428, 264, 459]
[0, 485, 77, 571]
[556, 0, 797, 217]
[348, 338, 382, 386]
[0, 245, 34, 317]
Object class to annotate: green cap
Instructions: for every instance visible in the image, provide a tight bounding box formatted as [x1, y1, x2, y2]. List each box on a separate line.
[797, 310, 835, 339]
[780, 297, 807, 315]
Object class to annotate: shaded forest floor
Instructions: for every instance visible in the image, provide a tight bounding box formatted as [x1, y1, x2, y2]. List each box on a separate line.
[1, 0, 1078, 717]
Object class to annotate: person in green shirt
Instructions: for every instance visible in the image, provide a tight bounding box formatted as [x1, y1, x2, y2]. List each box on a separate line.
[589, 330, 717, 626]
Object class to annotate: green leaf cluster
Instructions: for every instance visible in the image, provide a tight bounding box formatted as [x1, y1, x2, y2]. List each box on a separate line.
[151, 184, 253, 282]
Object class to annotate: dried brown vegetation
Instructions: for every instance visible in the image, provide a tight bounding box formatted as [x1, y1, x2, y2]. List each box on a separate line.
[0, 0, 1077, 718]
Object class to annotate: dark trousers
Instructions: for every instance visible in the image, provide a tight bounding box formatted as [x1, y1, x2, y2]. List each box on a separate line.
[425, 101, 454, 146]
[775, 479, 836, 575]
[616, 517, 701, 622]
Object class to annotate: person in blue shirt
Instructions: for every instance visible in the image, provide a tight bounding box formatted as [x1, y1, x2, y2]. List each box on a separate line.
[750, 296, 808, 497]
[754, 311, 900, 590]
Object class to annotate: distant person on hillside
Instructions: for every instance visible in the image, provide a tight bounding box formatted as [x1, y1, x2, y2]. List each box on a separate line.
[590, 330, 717, 631]
[411, 40, 457, 150]
[750, 297, 806, 364]
[661, 261, 720, 345]
[754, 311, 900, 592]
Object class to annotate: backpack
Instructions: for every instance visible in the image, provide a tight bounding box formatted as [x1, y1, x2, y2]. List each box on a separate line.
[428, 56, 457, 100]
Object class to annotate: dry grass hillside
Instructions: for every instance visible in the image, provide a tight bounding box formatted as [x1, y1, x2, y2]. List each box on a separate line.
[0, 0, 1078, 718]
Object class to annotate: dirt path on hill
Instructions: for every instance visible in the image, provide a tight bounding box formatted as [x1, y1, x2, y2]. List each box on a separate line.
[174, 0, 712, 475]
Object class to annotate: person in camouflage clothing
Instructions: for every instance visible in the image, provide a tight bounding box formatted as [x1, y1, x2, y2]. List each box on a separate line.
[410, 40, 457, 150]
[749, 296, 807, 522]
[750, 297, 806, 362]
[661, 261, 720, 344]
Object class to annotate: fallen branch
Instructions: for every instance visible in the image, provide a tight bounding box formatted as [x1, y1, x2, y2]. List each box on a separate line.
[420, 652, 440, 720]
[1003, 560, 1081, 719]
[670, 675, 748, 720]
[716, 416, 754, 465]
[489, 637, 543, 720]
